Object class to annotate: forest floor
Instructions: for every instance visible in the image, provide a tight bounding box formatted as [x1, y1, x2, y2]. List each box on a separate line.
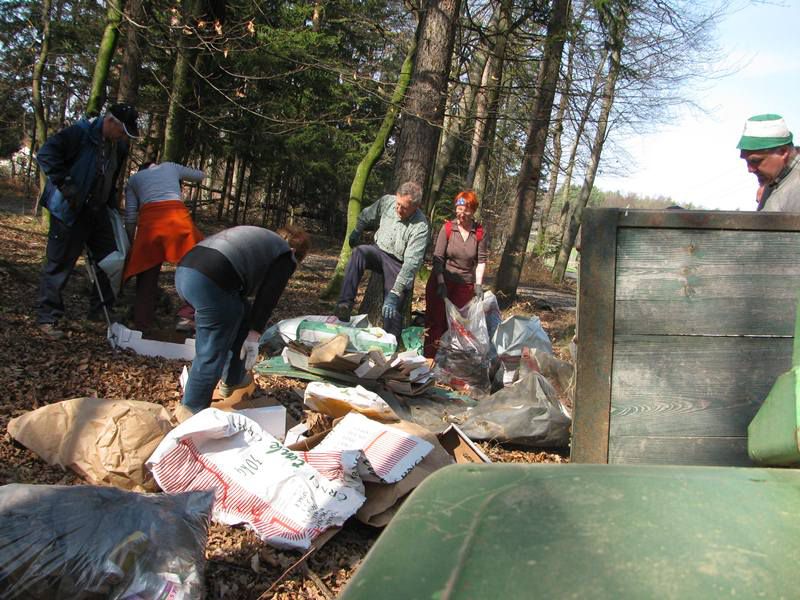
[0, 179, 577, 599]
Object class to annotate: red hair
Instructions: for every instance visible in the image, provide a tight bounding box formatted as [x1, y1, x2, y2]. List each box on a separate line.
[276, 225, 311, 262]
[454, 190, 478, 212]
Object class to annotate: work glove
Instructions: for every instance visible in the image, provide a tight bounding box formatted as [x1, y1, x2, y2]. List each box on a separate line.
[348, 227, 362, 248]
[474, 284, 484, 300]
[436, 282, 448, 299]
[240, 330, 261, 370]
[59, 176, 81, 211]
[381, 291, 401, 323]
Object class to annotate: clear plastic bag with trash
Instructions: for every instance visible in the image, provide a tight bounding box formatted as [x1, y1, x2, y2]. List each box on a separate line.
[433, 298, 493, 397]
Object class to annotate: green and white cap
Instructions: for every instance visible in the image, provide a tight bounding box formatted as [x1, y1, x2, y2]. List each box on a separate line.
[737, 114, 793, 151]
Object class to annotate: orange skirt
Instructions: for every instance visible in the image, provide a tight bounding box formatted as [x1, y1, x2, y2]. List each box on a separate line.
[123, 200, 204, 281]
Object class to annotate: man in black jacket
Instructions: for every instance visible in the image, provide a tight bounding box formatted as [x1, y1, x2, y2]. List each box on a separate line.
[35, 104, 139, 338]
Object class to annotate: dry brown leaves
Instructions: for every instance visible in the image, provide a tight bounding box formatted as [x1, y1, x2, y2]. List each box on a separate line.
[0, 200, 576, 599]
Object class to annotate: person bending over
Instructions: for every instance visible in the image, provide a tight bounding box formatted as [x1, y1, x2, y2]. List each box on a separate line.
[176, 225, 310, 413]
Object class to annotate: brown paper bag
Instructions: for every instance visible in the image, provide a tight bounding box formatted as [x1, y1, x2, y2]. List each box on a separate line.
[7, 397, 173, 492]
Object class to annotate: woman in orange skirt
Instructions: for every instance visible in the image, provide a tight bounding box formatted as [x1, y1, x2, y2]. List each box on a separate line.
[123, 162, 205, 330]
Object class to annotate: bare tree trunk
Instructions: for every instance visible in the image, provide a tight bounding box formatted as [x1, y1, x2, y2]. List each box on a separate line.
[144, 113, 165, 161]
[190, 145, 206, 218]
[225, 156, 239, 220]
[312, 0, 323, 32]
[117, 0, 144, 105]
[467, 0, 511, 199]
[242, 166, 254, 223]
[494, 0, 570, 307]
[394, 0, 462, 213]
[534, 15, 580, 254]
[162, 0, 199, 162]
[429, 51, 487, 209]
[231, 158, 246, 225]
[481, 83, 513, 241]
[553, 4, 628, 282]
[552, 43, 609, 253]
[31, 0, 53, 214]
[26, 117, 36, 194]
[261, 168, 274, 226]
[277, 170, 290, 227]
[58, 57, 73, 128]
[218, 155, 234, 221]
[86, 0, 126, 116]
[321, 36, 417, 300]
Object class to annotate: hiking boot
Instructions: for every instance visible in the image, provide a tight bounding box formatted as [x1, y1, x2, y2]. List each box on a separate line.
[218, 373, 254, 398]
[334, 301, 353, 322]
[172, 403, 197, 424]
[176, 318, 195, 333]
[38, 323, 64, 340]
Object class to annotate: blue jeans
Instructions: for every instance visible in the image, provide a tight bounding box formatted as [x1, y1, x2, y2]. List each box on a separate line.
[37, 208, 116, 324]
[339, 244, 406, 338]
[175, 267, 249, 412]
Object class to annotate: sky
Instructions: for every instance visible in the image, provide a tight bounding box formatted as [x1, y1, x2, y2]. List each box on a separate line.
[594, 0, 800, 211]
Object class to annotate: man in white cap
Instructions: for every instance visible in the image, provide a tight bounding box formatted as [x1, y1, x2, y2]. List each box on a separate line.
[737, 113, 800, 212]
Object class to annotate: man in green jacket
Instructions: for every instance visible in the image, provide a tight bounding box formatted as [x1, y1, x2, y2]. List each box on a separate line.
[335, 181, 429, 338]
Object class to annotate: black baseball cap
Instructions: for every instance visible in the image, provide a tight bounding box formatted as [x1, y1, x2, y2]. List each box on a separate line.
[108, 103, 140, 138]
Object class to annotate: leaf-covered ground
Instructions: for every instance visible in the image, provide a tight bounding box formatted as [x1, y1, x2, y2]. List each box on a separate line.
[0, 187, 577, 599]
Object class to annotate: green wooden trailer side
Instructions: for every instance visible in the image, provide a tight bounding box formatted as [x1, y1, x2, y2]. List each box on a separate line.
[572, 209, 800, 466]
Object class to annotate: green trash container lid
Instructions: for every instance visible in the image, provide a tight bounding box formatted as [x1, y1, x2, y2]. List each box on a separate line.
[340, 463, 800, 600]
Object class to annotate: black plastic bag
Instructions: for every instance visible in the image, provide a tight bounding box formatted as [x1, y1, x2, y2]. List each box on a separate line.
[0, 484, 213, 600]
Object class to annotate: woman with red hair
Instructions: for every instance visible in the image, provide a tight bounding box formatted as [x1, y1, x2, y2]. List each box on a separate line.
[423, 190, 488, 358]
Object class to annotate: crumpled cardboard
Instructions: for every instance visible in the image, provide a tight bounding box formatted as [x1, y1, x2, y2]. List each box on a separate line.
[308, 334, 363, 371]
[7, 397, 173, 492]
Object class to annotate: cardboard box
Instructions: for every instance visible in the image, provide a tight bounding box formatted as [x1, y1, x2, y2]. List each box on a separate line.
[109, 323, 196, 360]
[437, 424, 491, 464]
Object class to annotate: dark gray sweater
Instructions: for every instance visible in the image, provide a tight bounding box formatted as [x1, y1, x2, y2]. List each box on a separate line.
[180, 226, 296, 331]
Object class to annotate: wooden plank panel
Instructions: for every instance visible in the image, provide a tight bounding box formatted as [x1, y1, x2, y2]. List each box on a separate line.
[609, 335, 791, 437]
[616, 298, 797, 337]
[615, 209, 800, 232]
[608, 436, 751, 466]
[571, 209, 619, 463]
[615, 229, 800, 335]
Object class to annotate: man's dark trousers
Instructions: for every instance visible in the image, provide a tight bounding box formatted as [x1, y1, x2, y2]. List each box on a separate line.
[37, 207, 117, 324]
[340, 244, 406, 337]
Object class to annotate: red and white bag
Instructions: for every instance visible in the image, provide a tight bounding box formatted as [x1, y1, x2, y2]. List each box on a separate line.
[147, 409, 365, 550]
[314, 413, 434, 484]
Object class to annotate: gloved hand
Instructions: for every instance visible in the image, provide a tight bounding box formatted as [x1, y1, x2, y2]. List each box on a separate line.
[382, 291, 401, 323]
[239, 330, 261, 370]
[59, 176, 81, 211]
[348, 227, 362, 248]
[474, 284, 484, 300]
[436, 282, 448, 299]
